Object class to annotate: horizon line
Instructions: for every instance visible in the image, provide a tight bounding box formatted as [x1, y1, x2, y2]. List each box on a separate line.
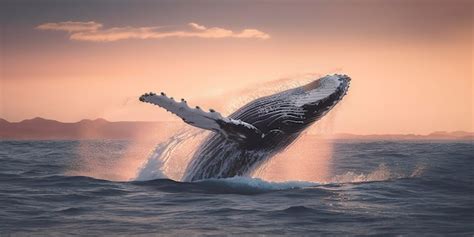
[1, 116, 472, 136]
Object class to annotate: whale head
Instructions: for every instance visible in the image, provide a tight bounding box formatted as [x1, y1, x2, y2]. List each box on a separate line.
[230, 74, 351, 137]
[285, 73, 351, 132]
[298, 74, 351, 108]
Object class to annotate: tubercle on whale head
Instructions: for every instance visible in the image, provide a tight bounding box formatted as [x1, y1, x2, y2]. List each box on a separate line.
[270, 73, 351, 133]
[299, 74, 351, 103]
[335, 73, 351, 81]
[302, 74, 350, 92]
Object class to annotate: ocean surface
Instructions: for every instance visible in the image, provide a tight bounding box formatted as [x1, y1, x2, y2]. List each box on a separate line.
[0, 139, 473, 236]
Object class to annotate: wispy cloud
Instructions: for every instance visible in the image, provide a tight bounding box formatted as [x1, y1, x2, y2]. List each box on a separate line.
[189, 22, 207, 31]
[36, 21, 270, 42]
[36, 21, 103, 32]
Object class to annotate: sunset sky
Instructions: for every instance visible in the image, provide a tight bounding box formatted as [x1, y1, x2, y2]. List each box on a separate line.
[1, 0, 472, 134]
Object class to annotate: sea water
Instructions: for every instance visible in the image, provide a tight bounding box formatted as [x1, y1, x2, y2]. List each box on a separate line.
[0, 139, 472, 235]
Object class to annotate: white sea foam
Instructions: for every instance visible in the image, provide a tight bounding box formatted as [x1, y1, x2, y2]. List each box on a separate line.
[201, 176, 317, 190]
[203, 164, 426, 191]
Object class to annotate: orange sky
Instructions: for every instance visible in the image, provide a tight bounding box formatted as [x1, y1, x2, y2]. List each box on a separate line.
[0, 0, 472, 134]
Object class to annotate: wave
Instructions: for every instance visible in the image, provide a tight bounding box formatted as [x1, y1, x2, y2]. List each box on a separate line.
[8, 162, 426, 198]
[133, 167, 423, 195]
[194, 164, 424, 192]
[134, 163, 425, 192]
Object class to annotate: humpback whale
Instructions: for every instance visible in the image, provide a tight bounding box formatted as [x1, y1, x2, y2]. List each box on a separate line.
[139, 74, 351, 181]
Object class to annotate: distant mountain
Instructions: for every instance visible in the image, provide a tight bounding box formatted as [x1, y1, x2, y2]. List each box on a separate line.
[0, 117, 173, 140]
[0, 117, 472, 140]
[333, 132, 474, 141]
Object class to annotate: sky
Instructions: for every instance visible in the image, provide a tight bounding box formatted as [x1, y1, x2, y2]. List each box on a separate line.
[0, 0, 472, 134]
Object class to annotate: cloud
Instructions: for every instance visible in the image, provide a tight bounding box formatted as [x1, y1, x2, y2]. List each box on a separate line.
[36, 21, 270, 42]
[36, 21, 103, 32]
[189, 22, 207, 30]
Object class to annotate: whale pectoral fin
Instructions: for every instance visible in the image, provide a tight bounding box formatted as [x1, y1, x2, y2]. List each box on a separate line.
[139, 92, 264, 143]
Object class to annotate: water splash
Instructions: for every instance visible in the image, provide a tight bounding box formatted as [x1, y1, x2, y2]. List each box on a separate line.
[68, 139, 158, 181]
[327, 163, 426, 184]
[135, 128, 205, 181]
[68, 123, 181, 181]
[254, 134, 334, 182]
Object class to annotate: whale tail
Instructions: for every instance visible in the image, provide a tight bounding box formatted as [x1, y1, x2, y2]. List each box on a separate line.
[139, 92, 263, 143]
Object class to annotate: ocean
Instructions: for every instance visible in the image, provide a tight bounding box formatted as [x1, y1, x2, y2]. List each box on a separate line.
[0, 139, 473, 236]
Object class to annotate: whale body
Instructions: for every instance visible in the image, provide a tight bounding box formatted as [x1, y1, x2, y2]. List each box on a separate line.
[140, 74, 351, 181]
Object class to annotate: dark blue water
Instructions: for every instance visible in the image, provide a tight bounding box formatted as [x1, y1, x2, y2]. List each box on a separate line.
[0, 140, 473, 235]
